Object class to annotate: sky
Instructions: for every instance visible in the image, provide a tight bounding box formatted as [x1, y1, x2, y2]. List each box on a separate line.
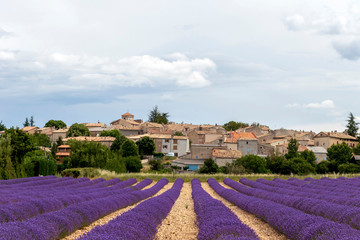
[1, 0, 360, 132]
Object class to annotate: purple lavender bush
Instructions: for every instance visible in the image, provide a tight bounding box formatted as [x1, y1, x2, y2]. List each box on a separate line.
[192, 179, 258, 240]
[0, 178, 167, 240]
[208, 178, 360, 240]
[80, 178, 184, 240]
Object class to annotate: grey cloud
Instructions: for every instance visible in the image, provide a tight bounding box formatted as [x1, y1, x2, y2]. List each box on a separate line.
[0, 28, 12, 38]
[332, 40, 360, 60]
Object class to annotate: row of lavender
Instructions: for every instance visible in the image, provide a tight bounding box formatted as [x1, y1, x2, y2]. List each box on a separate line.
[0, 177, 171, 239]
[80, 178, 184, 239]
[213, 177, 360, 240]
[0, 177, 140, 223]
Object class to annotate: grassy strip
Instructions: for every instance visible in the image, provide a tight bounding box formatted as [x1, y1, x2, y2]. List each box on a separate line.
[65, 168, 360, 182]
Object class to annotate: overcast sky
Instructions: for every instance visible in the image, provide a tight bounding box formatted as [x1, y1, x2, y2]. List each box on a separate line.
[1, 0, 360, 132]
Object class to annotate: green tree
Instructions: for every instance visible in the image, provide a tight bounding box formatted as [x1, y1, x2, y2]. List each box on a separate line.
[44, 120, 67, 130]
[24, 150, 57, 177]
[174, 131, 185, 136]
[148, 159, 162, 171]
[105, 152, 126, 173]
[285, 138, 299, 160]
[282, 157, 315, 175]
[32, 133, 51, 147]
[266, 155, 286, 174]
[300, 150, 316, 167]
[66, 139, 108, 169]
[236, 155, 270, 173]
[346, 112, 359, 137]
[66, 123, 90, 137]
[124, 156, 142, 172]
[327, 142, 353, 165]
[121, 140, 138, 157]
[0, 121, 6, 131]
[148, 106, 169, 124]
[136, 136, 155, 156]
[23, 117, 30, 127]
[223, 121, 249, 131]
[101, 129, 127, 152]
[199, 158, 219, 174]
[0, 135, 16, 180]
[353, 143, 360, 155]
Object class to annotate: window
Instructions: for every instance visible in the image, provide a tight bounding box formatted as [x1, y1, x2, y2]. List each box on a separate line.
[163, 145, 168, 149]
[247, 148, 250, 153]
[246, 141, 249, 144]
[173, 146, 178, 150]
[165, 139, 169, 143]
[173, 139, 178, 144]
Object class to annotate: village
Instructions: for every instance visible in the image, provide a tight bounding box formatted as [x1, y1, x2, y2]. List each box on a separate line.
[6, 112, 359, 172]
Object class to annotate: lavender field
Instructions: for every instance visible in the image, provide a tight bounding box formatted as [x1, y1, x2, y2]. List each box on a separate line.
[1, 176, 360, 240]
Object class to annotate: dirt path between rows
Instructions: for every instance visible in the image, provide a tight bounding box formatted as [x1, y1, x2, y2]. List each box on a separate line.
[63, 181, 174, 240]
[201, 182, 288, 240]
[155, 182, 198, 240]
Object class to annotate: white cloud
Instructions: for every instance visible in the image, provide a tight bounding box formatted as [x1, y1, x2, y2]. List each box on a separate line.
[286, 100, 335, 109]
[0, 50, 15, 60]
[304, 100, 335, 109]
[284, 14, 305, 31]
[116, 54, 215, 88]
[51, 53, 109, 67]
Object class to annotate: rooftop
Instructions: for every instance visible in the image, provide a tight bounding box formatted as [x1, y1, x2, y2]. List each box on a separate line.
[64, 136, 116, 142]
[212, 149, 242, 159]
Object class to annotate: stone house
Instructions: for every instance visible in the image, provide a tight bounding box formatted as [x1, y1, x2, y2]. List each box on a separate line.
[188, 130, 223, 145]
[21, 126, 39, 135]
[314, 131, 358, 149]
[212, 148, 242, 167]
[306, 146, 327, 163]
[50, 128, 69, 144]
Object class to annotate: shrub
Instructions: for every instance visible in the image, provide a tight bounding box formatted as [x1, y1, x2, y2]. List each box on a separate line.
[61, 169, 80, 178]
[338, 163, 360, 173]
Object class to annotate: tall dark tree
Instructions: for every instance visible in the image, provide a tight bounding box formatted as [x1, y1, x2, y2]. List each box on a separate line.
[23, 117, 30, 127]
[285, 138, 299, 160]
[45, 120, 67, 130]
[30, 116, 35, 127]
[346, 112, 359, 137]
[148, 106, 169, 124]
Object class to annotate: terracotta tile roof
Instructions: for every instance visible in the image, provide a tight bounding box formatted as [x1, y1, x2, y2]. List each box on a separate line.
[110, 119, 140, 126]
[53, 128, 69, 133]
[212, 149, 242, 159]
[58, 145, 70, 148]
[64, 136, 116, 142]
[128, 134, 188, 140]
[315, 132, 358, 140]
[224, 137, 238, 143]
[297, 145, 308, 152]
[83, 123, 106, 128]
[228, 132, 257, 141]
[56, 152, 70, 157]
[22, 126, 39, 132]
[141, 122, 164, 128]
[122, 112, 134, 117]
[111, 125, 142, 130]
